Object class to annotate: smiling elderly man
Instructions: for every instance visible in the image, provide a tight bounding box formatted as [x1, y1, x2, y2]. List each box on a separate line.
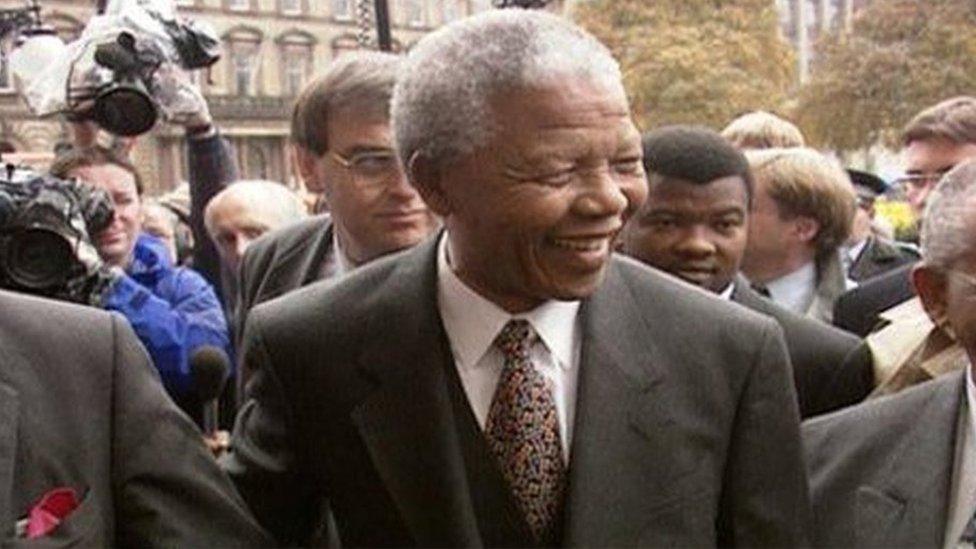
[224, 10, 809, 547]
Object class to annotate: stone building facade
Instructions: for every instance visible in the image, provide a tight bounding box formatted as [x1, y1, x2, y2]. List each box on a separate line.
[0, 0, 572, 193]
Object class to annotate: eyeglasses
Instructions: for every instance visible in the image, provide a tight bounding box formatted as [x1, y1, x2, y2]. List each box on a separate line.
[892, 167, 955, 193]
[328, 148, 401, 187]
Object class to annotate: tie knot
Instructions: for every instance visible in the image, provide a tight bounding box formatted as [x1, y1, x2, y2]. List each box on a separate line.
[494, 319, 538, 361]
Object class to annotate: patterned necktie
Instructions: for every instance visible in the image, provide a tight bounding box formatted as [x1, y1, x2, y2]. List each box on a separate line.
[485, 319, 566, 545]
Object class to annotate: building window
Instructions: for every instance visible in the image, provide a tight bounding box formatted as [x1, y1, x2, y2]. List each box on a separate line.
[0, 37, 13, 92]
[175, 0, 196, 7]
[403, 0, 427, 27]
[228, 0, 250, 11]
[442, 0, 460, 23]
[332, 0, 353, 20]
[331, 35, 359, 58]
[233, 54, 253, 95]
[281, 46, 311, 96]
[281, 0, 302, 15]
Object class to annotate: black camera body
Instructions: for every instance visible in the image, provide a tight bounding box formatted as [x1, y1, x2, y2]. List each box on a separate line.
[0, 166, 115, 303]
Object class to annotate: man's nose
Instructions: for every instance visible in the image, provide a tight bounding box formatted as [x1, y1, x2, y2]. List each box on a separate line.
[675, 226, 717, 257]
[574, 170, 629, 218]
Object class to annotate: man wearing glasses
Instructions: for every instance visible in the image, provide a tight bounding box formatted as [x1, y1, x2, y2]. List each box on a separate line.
[805, 160, 976, 548]
[234, 51, 439, 359]
[835, 96, 976, 337]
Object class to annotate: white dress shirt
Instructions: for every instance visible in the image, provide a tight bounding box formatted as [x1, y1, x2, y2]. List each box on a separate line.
[717, 283, 735, 301]
[766, 261, 817, 314]
[944, 366, 976, 548]
[436, 234, 581, 461]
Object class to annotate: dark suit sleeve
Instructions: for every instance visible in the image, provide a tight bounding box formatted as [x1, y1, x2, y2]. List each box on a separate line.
[188, 132, 239, 296]
[108, 314, 271, 548]
[719, 322, 812, 547]
[811, 342, 873, 416]
[221, 312, 321, 545]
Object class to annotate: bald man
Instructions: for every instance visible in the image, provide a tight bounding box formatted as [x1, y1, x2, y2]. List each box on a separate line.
[205, 180, 307, 276]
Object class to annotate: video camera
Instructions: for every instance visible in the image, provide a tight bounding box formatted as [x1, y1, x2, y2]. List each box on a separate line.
[12, 0, 221, 137]
[0, 165, 116, 304]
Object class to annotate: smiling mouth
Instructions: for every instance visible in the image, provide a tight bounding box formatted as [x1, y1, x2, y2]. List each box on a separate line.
[674, 267, 717, 281]
[376, 209, 428, 220]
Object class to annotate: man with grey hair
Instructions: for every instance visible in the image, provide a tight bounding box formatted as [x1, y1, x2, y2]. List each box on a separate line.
[225, 9, 808, 547]
[233, 50, 439, 348]
[805, 159, 976, 547]
[205, 180, 306, 279]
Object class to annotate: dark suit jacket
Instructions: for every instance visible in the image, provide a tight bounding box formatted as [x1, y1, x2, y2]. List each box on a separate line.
[848, 236, 919, 283]
[732, 277, 873, 418]
[234, 214, 333, 343]
[804, 370, 965, 548]
[833, 262, 917, 337]
[0, 290, 269, 547]
[224, 236, 810, 547]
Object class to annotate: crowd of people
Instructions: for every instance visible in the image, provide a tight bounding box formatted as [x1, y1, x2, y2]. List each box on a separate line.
[6, 6, 976, 547]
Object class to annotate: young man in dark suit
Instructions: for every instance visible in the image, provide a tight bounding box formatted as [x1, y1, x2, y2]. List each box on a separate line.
[834, 96, 976, 336]
[0, 290, 269, 547]
[224, 11, 809, 547]
[620, 125, 873, 418]
[234, 51, 439, 338]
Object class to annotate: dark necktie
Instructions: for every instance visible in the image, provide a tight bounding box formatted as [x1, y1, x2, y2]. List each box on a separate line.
[485, 319, 566, 545]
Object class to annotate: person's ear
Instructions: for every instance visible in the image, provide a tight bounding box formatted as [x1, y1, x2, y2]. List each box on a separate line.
[793, 216, 820, 244]
[408, 152, 451, 216]
[913, 263, 949, 326]
[294, 146, 325, 194]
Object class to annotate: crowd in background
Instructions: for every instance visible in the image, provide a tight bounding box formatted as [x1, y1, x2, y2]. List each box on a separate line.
[7, 6, 976, 548]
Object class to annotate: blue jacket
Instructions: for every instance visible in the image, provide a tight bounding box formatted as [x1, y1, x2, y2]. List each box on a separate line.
[103, 233, 231, 401]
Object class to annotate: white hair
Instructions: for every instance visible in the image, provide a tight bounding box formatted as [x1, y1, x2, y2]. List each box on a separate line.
[920, 159, 976, 269]
[392, 9, 624, 171]
[204, 180, 306, 235]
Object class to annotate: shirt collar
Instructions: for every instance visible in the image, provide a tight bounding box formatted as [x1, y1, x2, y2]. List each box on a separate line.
[717, 282, 734, 301]
[846, 237, 869, 265]
[766, 261, 816, 313]
[332, 231, 353, 277]
[436, 233, 580, 372]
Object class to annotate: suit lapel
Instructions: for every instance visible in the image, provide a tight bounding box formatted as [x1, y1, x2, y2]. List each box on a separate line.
[855, 372, 963, 547]
[731, 275, 769, 311]
[349, 237, 482, 547]
[0, 376, 18, 538]
[564, 260, 681, 545]
[263, 220, 334, 297]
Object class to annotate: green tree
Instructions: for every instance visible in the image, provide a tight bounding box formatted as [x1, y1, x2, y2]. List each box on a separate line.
[573, 0, 795, 131]
[796, 0, 976, 150]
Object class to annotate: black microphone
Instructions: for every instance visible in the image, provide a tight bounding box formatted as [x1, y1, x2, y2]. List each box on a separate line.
[190, 346, 230, 436]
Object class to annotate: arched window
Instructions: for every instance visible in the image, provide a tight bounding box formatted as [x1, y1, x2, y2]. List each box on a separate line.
[223, 27, 264, 96]
[277, 31, 316, 96]
[331, 34, 359, 58]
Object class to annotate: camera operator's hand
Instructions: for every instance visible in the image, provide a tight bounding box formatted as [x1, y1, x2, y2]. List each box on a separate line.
[153, 63, 213, 135]
[70, 120, 100, 148]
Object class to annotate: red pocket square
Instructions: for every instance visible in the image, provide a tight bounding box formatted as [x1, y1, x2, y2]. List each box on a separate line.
[26, 488, 79, 539]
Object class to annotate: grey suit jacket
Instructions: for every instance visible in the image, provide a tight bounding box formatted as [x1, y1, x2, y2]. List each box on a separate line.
[732, 276, 873, 418]
[804, 370, 965, 548]
[224, 235, 811, 547]
[235, 214, 334, 338]
[0, 290, 270, 547]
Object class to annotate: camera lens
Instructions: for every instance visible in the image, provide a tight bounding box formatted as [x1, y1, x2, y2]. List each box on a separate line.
[4, 229, 74, 290]
[93, 85, 157, 137]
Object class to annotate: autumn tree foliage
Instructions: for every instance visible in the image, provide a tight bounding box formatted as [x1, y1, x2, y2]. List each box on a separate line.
[573, 0, 795, 131]
[796, 0, 976, 150]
